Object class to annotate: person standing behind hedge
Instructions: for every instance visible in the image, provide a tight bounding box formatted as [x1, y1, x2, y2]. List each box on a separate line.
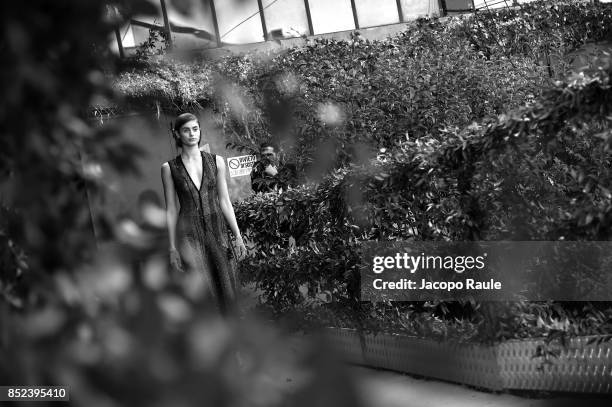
[161, 113, 246, 314]
[251, 142, 296, 193]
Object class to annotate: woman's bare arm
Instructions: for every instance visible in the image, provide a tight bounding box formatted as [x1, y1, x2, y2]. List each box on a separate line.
[161, 162, 179, 250]
[215, 155, 242, 240]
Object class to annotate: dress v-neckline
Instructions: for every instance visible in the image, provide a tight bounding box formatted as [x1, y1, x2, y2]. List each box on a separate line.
[179, 151, 204, 192]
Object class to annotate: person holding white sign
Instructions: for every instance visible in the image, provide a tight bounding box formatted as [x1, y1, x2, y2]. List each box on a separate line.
[161, 113, 246, 315]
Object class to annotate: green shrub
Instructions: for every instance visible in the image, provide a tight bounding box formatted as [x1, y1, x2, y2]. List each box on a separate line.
[109, 1, 612, 342]
[236, 55, 612, 342]
[0, 2, 363, 404]
[114, 58, 215, 109]
[459, 0, 612, 75]
[113, 1, 612, 176]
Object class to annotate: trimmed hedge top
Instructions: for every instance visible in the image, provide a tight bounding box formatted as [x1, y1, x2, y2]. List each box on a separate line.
[114, 0, 612, 108]
[113, 1, 612, 173]
[113, 59, 216, 109]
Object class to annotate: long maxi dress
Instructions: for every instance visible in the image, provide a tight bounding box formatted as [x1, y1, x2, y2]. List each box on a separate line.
[168, 150, 237, 313]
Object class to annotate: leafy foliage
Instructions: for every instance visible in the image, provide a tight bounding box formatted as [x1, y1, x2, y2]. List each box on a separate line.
[0, 1, 365, 405]
[114, 0, 612, 344]
[235, 49, 612, 342]
[114, 58, 215, 110]
[461, 0, 612, 76]
[114, 1, 612, 176]
[0, 0, 145, 295]
[133, 24, 171, 59]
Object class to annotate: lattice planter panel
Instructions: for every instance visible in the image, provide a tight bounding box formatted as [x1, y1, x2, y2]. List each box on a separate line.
[323, 328, 612, 393]
[497, 336, 612, 393]
[324, 326, 365, 365]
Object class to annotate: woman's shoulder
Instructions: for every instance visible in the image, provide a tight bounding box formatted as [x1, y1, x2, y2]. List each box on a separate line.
[161, 156, 179, 170]
[201, 150, 224, 164]
[201, 149, 217, 158]
[164, 154, 182, 164]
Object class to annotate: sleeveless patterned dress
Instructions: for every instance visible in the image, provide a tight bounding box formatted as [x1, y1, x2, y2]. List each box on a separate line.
[168, 151, 237, 313]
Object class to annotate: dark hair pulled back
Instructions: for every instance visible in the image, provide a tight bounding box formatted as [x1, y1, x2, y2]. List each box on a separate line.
[172, 113, 200, 148]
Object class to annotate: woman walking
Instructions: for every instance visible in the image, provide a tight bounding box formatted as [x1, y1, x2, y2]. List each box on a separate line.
[161, 113, 246, 314]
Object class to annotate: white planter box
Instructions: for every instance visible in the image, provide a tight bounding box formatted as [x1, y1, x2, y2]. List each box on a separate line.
[323, 328, 612, 393]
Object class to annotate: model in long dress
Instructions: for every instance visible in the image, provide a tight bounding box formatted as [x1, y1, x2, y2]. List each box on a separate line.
[161, 113, 246, 314]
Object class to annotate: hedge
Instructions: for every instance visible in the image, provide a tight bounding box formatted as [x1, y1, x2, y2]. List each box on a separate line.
[237, 53, 612, 342]
[114, 1, 612, 174]
[111, 1, 612, 342]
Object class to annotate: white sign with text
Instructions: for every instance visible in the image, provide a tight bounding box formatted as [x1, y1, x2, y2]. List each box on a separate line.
[227, 155, 257, 178]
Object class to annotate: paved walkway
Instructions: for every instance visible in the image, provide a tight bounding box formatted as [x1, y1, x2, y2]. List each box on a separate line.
[259, 356, 611, 407]
[350, 366, 610, 407]
[267, 335, 612, 407]
[241, 296, 611, 407]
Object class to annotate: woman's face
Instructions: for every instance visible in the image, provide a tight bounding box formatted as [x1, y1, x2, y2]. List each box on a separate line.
[177, 119, 201, 146]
